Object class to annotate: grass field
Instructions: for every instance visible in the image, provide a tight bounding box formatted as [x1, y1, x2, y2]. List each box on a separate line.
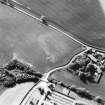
[0, 3, 83, 100]
[53, 70, 105, 100]
[0, 3, 82, 73]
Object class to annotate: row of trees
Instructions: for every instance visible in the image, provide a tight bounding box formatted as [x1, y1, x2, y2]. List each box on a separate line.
[49, 78, 105, 105]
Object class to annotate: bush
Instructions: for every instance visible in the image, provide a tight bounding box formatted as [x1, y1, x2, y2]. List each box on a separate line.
[0, 59, 42, 88]
[4, 59, 17, 70]
[15, 73, 39, 84]
[3, 77, 16, 88]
